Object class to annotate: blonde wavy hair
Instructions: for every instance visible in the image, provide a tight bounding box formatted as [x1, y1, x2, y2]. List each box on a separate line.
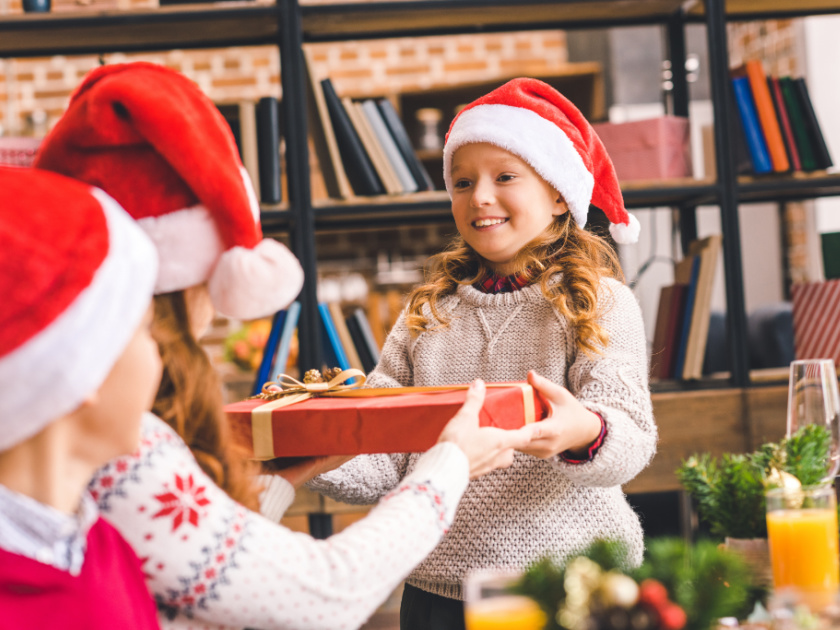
[152, 291, 260, 511]
[405, 212, 624, 355]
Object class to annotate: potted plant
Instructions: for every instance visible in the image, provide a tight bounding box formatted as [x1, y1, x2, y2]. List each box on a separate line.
[675, 424, 832, 587]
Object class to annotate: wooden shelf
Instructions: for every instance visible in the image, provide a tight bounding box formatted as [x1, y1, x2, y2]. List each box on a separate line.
[689, 0, 840, 20]
[301, 0, 687, 42]
[0, 2, 280, 57]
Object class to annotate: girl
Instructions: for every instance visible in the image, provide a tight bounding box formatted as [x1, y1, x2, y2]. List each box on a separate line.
[309, 77, 658, 629]
[0, 167, 161, 628]
[34, 61, 539, 630]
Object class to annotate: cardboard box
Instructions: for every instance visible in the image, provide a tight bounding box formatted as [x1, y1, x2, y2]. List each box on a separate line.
[592, 115, 692, 181]
[225, 383, 549, 459]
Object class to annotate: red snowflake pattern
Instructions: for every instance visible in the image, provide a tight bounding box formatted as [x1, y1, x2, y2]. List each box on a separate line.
[152, 473, 211, 531]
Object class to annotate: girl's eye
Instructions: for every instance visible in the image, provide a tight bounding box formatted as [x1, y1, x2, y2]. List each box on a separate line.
[497, 173, 515, 182]
[453, 179, 471, 189]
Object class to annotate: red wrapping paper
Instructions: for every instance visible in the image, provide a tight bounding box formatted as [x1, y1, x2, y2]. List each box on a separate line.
[225, 383, 549, 459]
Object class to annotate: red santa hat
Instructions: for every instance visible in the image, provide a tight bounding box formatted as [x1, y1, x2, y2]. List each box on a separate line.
[34, 61, 303, 320]
[0, 166, 157, 452]
[443, 77, 640, 244]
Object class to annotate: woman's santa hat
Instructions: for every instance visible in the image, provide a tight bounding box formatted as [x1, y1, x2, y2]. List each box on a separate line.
[0, 167, 157, 452]
[443, 77, 640, 244]
[34, 61, 303, 320]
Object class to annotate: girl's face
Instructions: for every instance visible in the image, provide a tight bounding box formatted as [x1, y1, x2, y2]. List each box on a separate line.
[450, 143, 568, 275]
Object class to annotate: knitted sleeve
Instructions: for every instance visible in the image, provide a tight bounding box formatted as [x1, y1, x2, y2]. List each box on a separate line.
[555, 279, 657, 487]
[90, 413, 469, 630]
[306, 312, 416, 503]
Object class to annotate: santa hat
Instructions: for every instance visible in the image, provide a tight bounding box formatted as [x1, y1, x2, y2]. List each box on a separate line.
[34, 61, 303, 320]
[0, 167, 157, 452]
[443, 77, 640, 244]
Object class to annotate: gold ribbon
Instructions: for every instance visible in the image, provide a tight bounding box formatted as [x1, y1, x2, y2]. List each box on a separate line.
[249, 373, 537, 460]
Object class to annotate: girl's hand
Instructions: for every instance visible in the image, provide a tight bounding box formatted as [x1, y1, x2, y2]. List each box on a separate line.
[265, 455, 355, 489]
[518, 371, 603, 459]
[437, 380, 534, 479]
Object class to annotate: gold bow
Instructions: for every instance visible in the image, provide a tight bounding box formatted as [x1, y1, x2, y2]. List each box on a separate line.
[256, 368, 367, 400]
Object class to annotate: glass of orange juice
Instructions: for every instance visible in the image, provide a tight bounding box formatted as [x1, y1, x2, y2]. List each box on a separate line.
[464, 570, 547, 630]
[766, 484, 840, 610]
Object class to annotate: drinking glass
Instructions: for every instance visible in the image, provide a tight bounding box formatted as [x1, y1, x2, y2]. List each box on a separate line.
[766, 484, 840, 611]
[786, 359, 840, 481]
[464, 570, 547, 630]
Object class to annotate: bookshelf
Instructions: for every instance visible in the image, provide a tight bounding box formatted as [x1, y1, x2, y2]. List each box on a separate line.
[4, 0, 840, 521]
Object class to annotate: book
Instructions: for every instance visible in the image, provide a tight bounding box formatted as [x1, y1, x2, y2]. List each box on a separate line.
[821, 232, 840, 281]
[303, 50, 354, 200]
[672, 255, 700, 379]
[345, 307, 381, 374]
[791, 280, 840, 365]
[318, 302, 352, 374]
[251, 309, 287, 396]
[216, 103, 243, 159]
[320, 78, 385, 196]
[743, 60, 790, 172]
[768, 75, 802, 172]
[360, 99, 418, 194]
[376, 98, 435, 192]
[728, 86, 754, 176]
[327, 301, 364, 372]
[792, 77, 833, 170]
[681, 234, 723, 380]
[650, 283, 688, 380]
[731, 75, 772, 175]
[256, 96, 283, 204]
[344, 97, 403, 195]
[779, 76, 819, 172]
[238, 101, 261, 200]
[269, 300, 301, 381]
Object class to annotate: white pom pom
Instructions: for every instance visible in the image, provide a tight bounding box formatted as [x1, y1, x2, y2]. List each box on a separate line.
[208, 239, 304, 320]
[609, 212, 641, 244]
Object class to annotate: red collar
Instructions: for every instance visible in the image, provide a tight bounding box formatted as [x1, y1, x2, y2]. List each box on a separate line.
[474, 270, 532, 294]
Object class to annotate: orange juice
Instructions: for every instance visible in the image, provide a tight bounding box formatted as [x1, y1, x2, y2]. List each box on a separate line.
[464, 595, 547, 630]
[767, 507, 839, 605]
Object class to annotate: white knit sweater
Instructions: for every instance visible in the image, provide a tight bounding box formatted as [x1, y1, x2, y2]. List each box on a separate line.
[89, 413, 470, 629]
[309, 277, 657, 600]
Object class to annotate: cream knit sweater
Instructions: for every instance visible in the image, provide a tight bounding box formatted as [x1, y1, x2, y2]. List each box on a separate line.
[310, 277, 657, 600]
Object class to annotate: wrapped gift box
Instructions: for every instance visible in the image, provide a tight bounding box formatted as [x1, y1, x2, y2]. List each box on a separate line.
[225, 383, 549, 459]
[592, 115, 692, 181]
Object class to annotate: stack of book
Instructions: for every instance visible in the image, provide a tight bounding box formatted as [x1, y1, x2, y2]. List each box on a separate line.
[217, 97, 284, 205]
[305, 51, 435, 199]
[730, 59, 832, 176]
[650, 235, 723, 381]
[251, 302, 381, 395]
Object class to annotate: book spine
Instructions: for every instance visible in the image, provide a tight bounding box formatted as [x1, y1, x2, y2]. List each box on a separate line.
[793, 77, 833, 170]
[731, 75, 773, 174]
[780, 76, 818, 171]
[320, 79, 384, 196]
[345, 97, 402, 195]
[361, 99, 418, 194]
[768, 76, 802, 172]
[256, 96, 282, 204]
[661, 284, 688, 380]
[318, 302, 352, 373]
[251, 309, 287, 396]
[376, 98, 435, 192]
[238, 101, 261, 201]
[270, 300, 301, 380]
[673, 257, 700, 379]
[347, 307, 381, 373]
[745, 60, 790, 172]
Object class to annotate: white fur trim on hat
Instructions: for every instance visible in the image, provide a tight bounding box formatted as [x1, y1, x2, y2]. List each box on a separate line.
[208, 239, 304, 320]
[609, 213, 641, 245]
[443, 104, 595, 228]
[138, 204, 224, 295]
[0, 189, 157, 451]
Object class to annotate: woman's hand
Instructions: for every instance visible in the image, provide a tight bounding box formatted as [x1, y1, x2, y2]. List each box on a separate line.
[437, 380, 534, 479]
[517, 371, 603, 459]
[264, 455, 355, 489]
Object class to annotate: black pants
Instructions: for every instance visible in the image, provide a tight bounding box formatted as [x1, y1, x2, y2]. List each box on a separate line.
[400, 583, 466, 630]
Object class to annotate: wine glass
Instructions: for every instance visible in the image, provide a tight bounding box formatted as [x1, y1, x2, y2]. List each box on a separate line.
[786, 359, 840, 481]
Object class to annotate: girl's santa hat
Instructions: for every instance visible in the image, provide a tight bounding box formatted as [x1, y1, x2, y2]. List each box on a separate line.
[34, 62, 303, 320]
[443, 77, 640, 244]
[0, 167, 157, 452]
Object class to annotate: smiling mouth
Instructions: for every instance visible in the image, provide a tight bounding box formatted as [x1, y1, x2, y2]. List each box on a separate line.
[472, 218, 509, 228]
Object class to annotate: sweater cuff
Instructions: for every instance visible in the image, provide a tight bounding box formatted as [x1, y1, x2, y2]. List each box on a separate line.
[258, 474, 295, 522]
[559, 413, 607, 464]
[400, 442, 469, 526]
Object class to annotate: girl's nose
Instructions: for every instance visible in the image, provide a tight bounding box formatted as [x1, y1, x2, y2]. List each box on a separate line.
[470, 178, 494, 206]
